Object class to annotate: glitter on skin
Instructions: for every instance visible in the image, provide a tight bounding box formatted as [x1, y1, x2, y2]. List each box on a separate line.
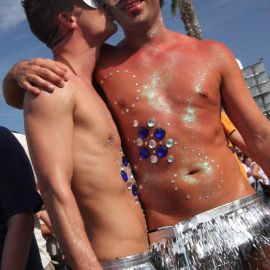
[196, 161, 213, 176]
[141, 72, 172, 113]
[181, 103, 196, 123]
[180, 169, 198, 185]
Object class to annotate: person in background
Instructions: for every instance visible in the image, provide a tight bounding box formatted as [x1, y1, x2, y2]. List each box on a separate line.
[0, 126, 43, 270]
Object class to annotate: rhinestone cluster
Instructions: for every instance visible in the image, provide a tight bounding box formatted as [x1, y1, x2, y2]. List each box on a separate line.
[133, 118, 176, 164]
[121, 156, 140, 204]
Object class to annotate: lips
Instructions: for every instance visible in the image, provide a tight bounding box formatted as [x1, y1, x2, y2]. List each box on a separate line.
[122, 0, 143, 10]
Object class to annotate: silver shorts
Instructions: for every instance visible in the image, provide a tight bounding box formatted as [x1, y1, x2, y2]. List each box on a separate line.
[100, 251, 156, 269]
[149, 193, 270, 269]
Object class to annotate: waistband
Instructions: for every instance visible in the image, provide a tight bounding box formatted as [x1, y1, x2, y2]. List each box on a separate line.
[100, 250, 152, 268]
[149, 193, 261, 243]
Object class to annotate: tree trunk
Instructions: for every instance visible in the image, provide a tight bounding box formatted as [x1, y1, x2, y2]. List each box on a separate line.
[178, 0, 203, 40]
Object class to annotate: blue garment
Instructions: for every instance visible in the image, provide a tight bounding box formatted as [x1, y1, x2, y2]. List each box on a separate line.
[0, 126, 43, 269]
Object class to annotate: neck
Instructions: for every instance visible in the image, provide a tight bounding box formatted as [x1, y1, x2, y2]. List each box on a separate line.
[52, 33, 100, 81]
[122, 13, 167, 50]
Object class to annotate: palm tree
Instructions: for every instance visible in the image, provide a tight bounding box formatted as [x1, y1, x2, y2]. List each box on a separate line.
[170, 0, 203, 40]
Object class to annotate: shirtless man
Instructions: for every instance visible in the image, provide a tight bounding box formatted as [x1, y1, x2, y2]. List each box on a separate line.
[3, 0, 270, 268]
[6, 0, 155, 269]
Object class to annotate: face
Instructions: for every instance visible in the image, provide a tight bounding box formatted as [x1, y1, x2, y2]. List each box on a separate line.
[106, 0, 161, 32]
[74, 2, 117, 45]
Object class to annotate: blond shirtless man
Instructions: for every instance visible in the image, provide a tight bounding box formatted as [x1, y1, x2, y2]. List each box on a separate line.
[4, 0, 156, 269]
[4, 0, 270, 268]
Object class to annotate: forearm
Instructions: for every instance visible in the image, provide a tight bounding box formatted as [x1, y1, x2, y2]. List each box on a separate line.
[41, 186, 102, 270]
[1, 213, 34, 270]
[2, 61, 28, 109]
[247, 131, 270, 178]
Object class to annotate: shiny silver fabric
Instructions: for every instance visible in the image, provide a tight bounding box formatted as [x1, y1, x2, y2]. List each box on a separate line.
[149, 193, 270, 269]
[100, 251, 156, 269]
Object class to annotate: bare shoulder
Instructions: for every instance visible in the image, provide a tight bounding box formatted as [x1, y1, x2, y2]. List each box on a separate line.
[23, 70, 77, 113]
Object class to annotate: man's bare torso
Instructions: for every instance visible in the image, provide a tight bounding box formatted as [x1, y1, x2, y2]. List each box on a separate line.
[96, 31, 255, 230]
[55, 75, 148, 259]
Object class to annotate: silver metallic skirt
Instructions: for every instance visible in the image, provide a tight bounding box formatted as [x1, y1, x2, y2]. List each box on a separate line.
[149, 193, 270, 269]
[100, 251, 156, 269]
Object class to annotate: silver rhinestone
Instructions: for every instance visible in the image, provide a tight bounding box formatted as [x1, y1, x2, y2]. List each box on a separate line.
[166, 138, 174, 148]
[130, 174, 134, 179]
[137, 89, 141, 93]
[205, 156, 208, 159]
[135, 83, 139, 86]
[167, 155, 175, 163]
[127, 138, 130, 142]
[167, 123, 171, 126]
[133, 120, 139, 127]
[198, 197, 202, 201]
[217, 164, 220, 168]
[126, 109, 129, 112]
[174, 173, 178, 177]
[217, 185, 221, 190]
[136, 138, 143, 146]
[139, 185, 143, 190]
[135, 198, 140, 204]
[134, 166, 138, 170]
[220, 179, 224, 182]
[174, 187, 178, 191]
[116, 70, 120, 73]
[186, 195, 191, 200]
[150, 155, 158, 164]
[133, 75, 136, 78]
[121, 111, 124, 115]
[171, 180, 175, 184]
[135, 97, 140, 100]
[153, 150, 156, 154]
[148, 140, 157, 149]
[127, 182, 132, 189]
[191, 149, 194, 152]
[205, 195, 209, 199]
[211, 191, 215, 194]
[197, 153, 201, 156]
[131, 104, 135, 108]
[109, 73, 113, 76]
[183, 146, 186, 149]
[211, 160, 214, 163]
[125, 69, 128, 73]
[144, 141, 147, 145]
[147, 118, 156, 127]
[100, 80, 104, 84]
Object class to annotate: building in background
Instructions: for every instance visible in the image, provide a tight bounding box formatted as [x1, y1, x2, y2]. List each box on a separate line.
[241, 58, 270, 120]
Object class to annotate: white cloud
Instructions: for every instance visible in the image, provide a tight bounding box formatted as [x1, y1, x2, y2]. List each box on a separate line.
[0, 0, 26, 31]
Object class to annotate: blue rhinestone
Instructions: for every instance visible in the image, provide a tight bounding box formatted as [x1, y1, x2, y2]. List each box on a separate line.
[138, 127, 149, 139]
[122, 156, 129, 167]
[139, 147, 150, 159]
[132, 185, 139, 196]
[154, 128, 166, 140]
[121, 170, 128, 182]
[156, 145, 168, 158]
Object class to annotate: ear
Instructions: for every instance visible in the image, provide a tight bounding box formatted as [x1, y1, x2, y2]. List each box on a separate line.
[58, 12, 78, 30]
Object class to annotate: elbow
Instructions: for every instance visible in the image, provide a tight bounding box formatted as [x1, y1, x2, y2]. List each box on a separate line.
[39, 179, 72, 205]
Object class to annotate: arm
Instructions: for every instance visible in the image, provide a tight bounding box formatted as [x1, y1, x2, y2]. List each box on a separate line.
[2, 59, 68, 109]
[218, 43, 270, 178]
[24, 84, 102, 270]
[1, 213, 34, 270]
[38, 210, 54, 233]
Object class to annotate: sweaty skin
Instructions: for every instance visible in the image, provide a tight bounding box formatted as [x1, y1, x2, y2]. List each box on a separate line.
[24, 68, 149, 260]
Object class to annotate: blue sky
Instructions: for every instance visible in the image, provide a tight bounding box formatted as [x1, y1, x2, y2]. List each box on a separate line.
[1, 0, 269, 133]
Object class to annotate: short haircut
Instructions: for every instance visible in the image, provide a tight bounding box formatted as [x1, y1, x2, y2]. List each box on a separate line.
[21, 0, 75, 48]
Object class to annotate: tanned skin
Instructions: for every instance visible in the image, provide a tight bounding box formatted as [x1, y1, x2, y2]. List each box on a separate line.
[3, 0, 270, 234]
